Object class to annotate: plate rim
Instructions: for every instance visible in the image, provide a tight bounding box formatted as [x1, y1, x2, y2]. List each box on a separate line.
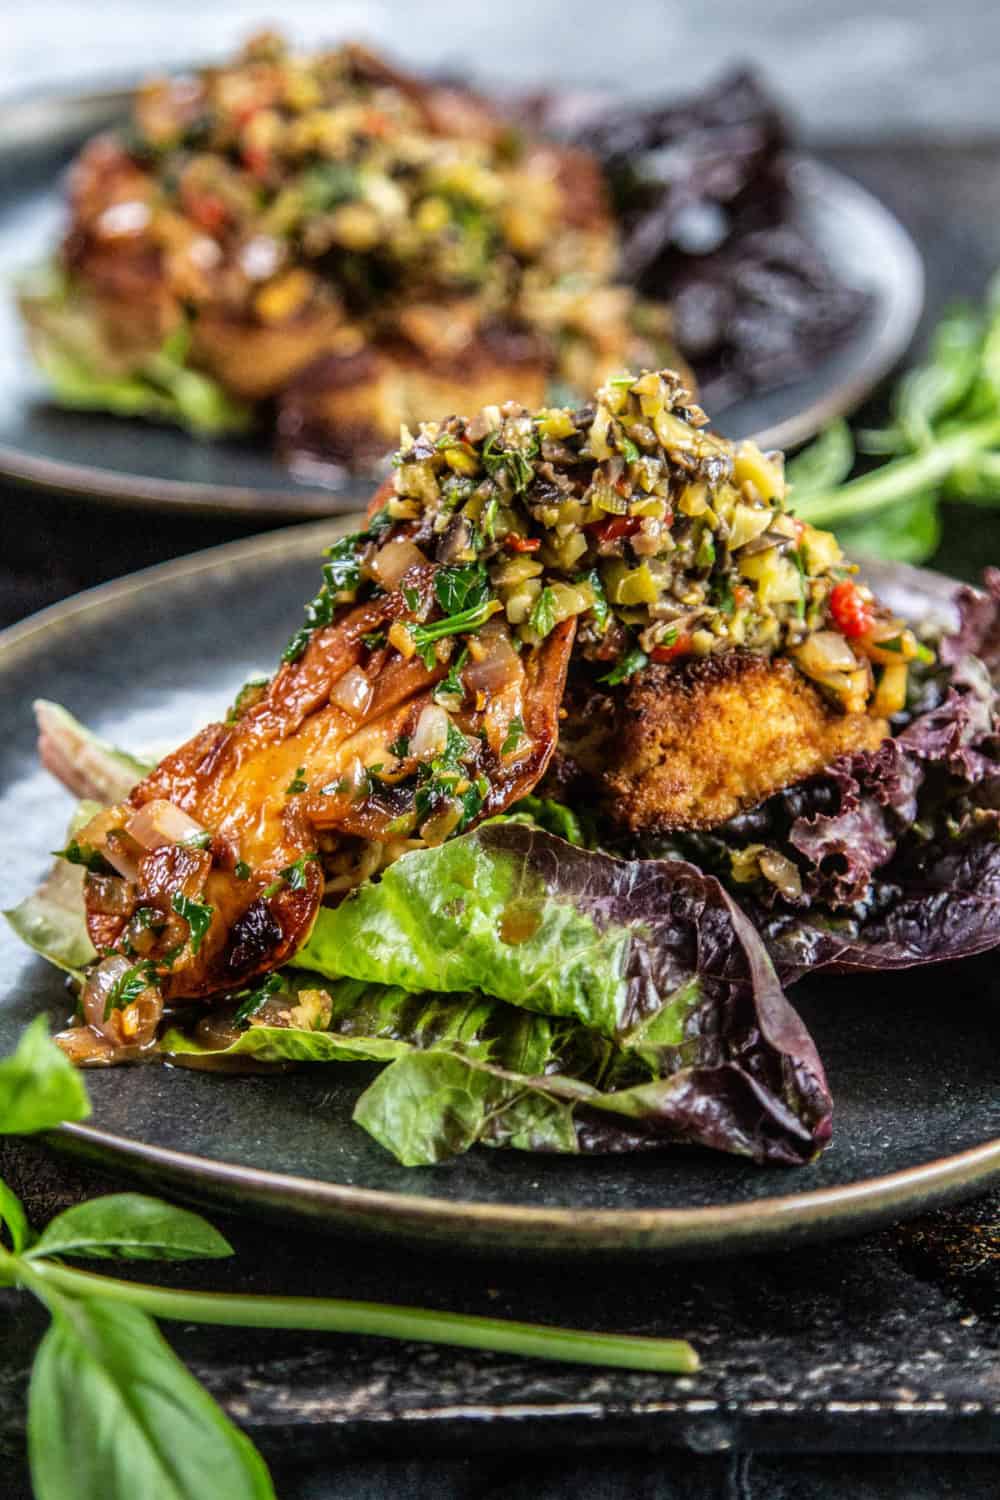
[0, 80, 924, 520]
[3, 520, 998, 1255]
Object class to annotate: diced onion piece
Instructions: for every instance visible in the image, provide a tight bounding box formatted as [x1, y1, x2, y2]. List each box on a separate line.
[464, 623, 522, 698]
[411, 703, 450, 760]
[330, 666, 373, 719]
[370, 538, 426, 589]
[871, 661, 908, 718]
[81, 954, 162, 1045]
[102, 830, 143, 882]
[758, 850, 803, 901]
[794, 631, 859, 678]
[126, 799, 206, 852]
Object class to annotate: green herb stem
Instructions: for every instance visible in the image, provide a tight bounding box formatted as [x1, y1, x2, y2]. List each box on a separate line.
[27, 1262, 698, 1374]
[796, 416, 1000, 527]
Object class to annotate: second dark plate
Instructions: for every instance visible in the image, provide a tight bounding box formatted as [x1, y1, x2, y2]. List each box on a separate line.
[0, 84, 923, 519]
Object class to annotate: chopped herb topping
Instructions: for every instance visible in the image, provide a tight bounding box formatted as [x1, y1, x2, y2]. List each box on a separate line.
[103, 961, 159, 1020]
[262, 852, 319, 898]
[388, 734, 410, 759]
[410, 599, 500, 668]
[501, 715, 526, 756]
[529, 587, 557, 639]
[434, 563, 489, 616]
[178, 829, 213, 850]
[232, 973, 285, 1030]
[233, 860, 252, 881]
[52, 840, 113, 875]
[433, 645, 469, 707]
[282, 530, 371, 663]
[402, 585, 421, 612]
[226, 676, 269, 723]
[362, 629, 386, 650]
[601, 646, 649, 686]
[170, 892, 215, 955]
[285, 767, 308, 795]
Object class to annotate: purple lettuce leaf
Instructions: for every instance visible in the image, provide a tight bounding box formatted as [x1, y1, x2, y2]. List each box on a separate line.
[298, 823, 832, 1165]
[695, 569, 1000, 980]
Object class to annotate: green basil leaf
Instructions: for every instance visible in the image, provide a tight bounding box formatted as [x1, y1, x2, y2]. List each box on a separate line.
[0, 1176, 31, 1254]
[785, 419, 855, 498]
[26, 1194, 233, 1263]
[0, 1017, 90, 1135]
[28, 1299, 275, 1500]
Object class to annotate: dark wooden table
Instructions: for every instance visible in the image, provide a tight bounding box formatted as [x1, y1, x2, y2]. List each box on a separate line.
[2, 145, 999, 1499]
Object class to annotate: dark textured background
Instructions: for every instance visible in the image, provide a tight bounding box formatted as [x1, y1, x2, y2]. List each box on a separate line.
[3, 8, 1000, 1494]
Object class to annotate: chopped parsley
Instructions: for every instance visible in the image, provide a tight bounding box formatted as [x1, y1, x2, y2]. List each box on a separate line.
[52, 840, 113, 875]
[232, 973, 285, 1030]
[501, 714, 526, 756]
[481, 430, 538, 494]
[600, 646, 649, 685]
[388, 734, 410, 759]
[170, 892, 215, 955]
[226, 676, 269, 723]
[433, 645, 469, 706]
[103, 960, 159, 1020]
[178, 829, 213, 850]
[285, 767, 308, 795]
[282, 531, 368, 663]
[410, 599, 500, 668]
[529, 587, 557, 639]
[433, 563, 489, 616]
[262, 852, 319, 898]
[234, 860, 252, 881]
[575, 569, 610, 632]
[711, 574, 736, 616]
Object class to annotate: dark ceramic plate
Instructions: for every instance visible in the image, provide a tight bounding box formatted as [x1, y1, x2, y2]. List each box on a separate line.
[0, 84, 924, 520]
[1, 523, 998, 1257]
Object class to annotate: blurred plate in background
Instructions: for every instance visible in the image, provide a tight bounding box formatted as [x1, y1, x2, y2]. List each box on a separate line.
[0, 85, 923, 520]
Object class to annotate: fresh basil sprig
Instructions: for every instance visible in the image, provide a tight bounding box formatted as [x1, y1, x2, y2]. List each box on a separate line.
[789, 279, 1000, 562]
[0, 1023, 699, 1498]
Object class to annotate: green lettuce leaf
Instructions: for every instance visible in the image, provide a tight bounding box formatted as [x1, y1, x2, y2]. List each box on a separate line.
[188, 825, 833, 1165]
[34, 699, 153, 806]
[3, 800, 103, 977]
[19, 264, 252, 438]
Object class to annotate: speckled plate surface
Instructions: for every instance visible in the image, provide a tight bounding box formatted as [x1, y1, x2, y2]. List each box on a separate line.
[0, 84, 923, 520]
[1, 524, 997, 1257]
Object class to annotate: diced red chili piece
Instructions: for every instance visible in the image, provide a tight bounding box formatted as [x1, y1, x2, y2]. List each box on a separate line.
[505, 533, 541, 553]
[188, 194, 228, 234]
[650, 633, 692, 664]
[829, 580, 875, 639]
[585, 515, 640, 545]
[242, 144, 270, 179]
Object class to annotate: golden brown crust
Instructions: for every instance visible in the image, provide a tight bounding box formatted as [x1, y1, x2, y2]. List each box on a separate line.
[277, 335, 549, 468]
[556, 651, 889, 832]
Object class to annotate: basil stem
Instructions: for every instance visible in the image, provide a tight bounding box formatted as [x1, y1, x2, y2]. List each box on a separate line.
[796, 416, 1000, 527]
[26, 1261, 698, 1373]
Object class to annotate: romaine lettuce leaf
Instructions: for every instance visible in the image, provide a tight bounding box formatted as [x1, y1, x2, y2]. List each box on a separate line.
[289, 825, 832, 1163]
[3, 801, 103, 977]
[34, 700, 153, 805]
[164, 960, 829, 1166]
[19, 265, 251, 438]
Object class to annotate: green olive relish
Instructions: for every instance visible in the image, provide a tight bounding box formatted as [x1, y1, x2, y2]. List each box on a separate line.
[353, 369, 921, 717]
